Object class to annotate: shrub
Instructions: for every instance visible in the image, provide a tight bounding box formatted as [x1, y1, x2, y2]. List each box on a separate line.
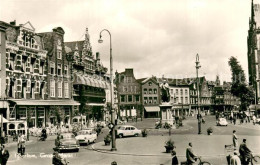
[163, 122, 172, 129]
[207, 127, 213, 134]
[165, 138, 175, 148]
[141, 129, 148, 137]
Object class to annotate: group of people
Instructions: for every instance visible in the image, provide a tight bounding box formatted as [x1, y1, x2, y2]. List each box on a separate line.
[231, 130, 253, 165]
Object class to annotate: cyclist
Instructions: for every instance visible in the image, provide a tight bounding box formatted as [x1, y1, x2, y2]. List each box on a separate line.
[239, 139, 252, 165]
[186, 142, 197, 165]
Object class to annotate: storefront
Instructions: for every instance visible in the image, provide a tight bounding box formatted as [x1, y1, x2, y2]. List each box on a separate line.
[144, 106, 160, 118]
[8, 99, 80, 128]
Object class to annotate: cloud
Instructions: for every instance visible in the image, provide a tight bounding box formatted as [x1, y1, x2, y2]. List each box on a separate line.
[0, 0, 253, 83]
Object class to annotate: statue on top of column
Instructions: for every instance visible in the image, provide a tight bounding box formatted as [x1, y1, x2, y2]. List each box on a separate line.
[160, 79, 170, 103]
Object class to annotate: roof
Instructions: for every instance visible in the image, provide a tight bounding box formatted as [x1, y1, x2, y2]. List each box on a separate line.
[64, 41, 84, 53]
[9, 99, 80, 106]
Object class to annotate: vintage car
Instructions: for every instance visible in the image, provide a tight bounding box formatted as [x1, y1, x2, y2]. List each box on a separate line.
[55, 133, 80, 152]
[216, 118, 228, 126]
[116, 125, 141, 138]
[75, 129, 97, 145]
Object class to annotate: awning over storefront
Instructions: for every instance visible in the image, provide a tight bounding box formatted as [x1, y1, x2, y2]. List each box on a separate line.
[73, 73, 109, 89]
[0, 116, 9, 123]
[86, 103, 105, 106]
[249, 104, 260, 110]
[144, 106, 160, 112]
[9, 99, 80, 106]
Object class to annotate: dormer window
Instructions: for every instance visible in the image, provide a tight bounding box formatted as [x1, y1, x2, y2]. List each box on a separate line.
[25, 36, 30, 47]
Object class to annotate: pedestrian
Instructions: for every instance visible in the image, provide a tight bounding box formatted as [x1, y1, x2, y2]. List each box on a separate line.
[186, 142, 197, 165]
[233, 117, 236, 125]
[232, 130, 238, 149]
[252, 115, 256, 125]
[230, 150, 241, 165]
[239, 139, 252, 165]
[171, 150, 178, 165]
[17, 134, 26, 156]
[0, 145, 9, 165]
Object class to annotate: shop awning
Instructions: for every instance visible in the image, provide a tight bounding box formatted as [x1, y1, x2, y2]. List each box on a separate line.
[144, 106, 160, 112]
[9, 99, 80, 106]
[0, 116, 9, 123]
[86, 103, 105, 106]
[249, 104, 260, 110]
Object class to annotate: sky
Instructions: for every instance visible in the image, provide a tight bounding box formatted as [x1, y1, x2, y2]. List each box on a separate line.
[0, 0, 257, 83]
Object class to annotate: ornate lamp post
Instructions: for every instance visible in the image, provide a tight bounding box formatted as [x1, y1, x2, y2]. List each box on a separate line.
[195, 54, 201, 134]
[98, 29, 117, 151]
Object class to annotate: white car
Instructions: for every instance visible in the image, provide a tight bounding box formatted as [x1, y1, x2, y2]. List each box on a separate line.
[116, 125, 141, 138]
[256, 118, 260, 124]
[75, 129, 97, 145]
[216, 118, 228, 126]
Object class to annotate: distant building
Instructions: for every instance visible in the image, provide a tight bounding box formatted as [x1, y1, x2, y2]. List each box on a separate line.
[212, 76, 240, 112]
[183, 77, 213, 114]
[115, 69, 141, 119]
[138, 76, 160, 118]
[64, 28, 110, 121]
[0, 20, 81, 130]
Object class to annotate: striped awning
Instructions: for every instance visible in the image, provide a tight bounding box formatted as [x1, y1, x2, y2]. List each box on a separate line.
[73, 73, 110, 89]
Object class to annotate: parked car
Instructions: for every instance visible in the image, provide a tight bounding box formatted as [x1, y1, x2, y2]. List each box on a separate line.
[55, 133, 80, 152]
[75, 129, 97, 145]
[216, 118, 228, 126]
[97, 121, 106, 128]
[116, 125, 141, 138]
[256, 118, 260, 124]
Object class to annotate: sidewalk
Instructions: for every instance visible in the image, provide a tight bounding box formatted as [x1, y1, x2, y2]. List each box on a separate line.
[91, 134, 260, 165]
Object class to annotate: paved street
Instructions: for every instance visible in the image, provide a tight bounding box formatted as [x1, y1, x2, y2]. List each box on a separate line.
[5, 115, 260, 165]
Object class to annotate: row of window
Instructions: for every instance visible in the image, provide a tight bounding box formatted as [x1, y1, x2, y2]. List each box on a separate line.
[50, 63, 68, 76]
[122, 86, 138, 93]
[143, 88, 157, 94]
[170, 89, 189, 95]
[144, 97, 158, 104]
[120, 95, 140, 102]
[170, 97, 189, 104]
[50, 80, 69, 98]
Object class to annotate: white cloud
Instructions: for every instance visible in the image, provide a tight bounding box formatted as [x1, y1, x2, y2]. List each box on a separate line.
[0, 0, 253, 82]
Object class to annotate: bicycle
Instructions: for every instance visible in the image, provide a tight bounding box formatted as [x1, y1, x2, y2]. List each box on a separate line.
[248, 154, 260, 165]
[181, 156, 211, 165]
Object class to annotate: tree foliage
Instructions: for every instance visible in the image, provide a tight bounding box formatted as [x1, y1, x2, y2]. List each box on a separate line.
[228, 56, 254, 110]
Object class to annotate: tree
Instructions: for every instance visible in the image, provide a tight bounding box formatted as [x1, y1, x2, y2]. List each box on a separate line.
[228, 56, 254, 110]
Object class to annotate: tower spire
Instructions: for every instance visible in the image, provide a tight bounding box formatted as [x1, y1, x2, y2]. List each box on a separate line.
[252, 0, 255, 23]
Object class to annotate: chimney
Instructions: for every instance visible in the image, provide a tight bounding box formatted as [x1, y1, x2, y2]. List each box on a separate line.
[10, 20, 16, 26]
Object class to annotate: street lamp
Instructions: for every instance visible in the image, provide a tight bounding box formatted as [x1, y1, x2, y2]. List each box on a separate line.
[98, 29, 116, 151]
[195, 53, 202, 134]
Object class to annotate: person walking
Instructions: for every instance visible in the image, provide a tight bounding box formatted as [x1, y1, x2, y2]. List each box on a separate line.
[232, 130, 238, 149]
[186, 142, 197, 165]
[171, 150, 178, 165]
[233, 116, 236, 125]
[0, 145, 9, 165]
[17, 134, 26, 156]
[230, 150, 241, 165]
[252, 115, 256, 125]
